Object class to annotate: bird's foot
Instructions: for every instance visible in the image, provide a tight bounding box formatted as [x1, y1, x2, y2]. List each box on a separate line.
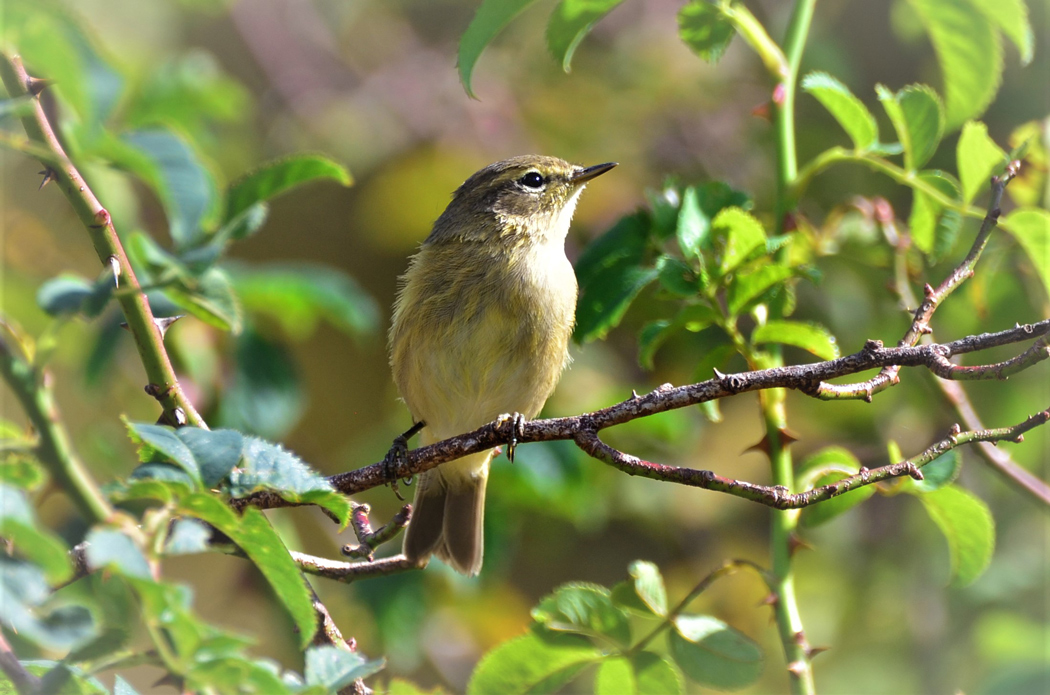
[496, 412, 527, 462]
[382, 421, 425, 501]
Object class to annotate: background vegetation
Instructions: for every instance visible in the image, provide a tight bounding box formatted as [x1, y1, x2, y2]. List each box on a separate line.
[0, 0, 1047, 693]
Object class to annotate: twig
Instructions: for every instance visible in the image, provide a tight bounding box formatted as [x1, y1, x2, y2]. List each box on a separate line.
[342, 504, 412, 560]
[0, 52, 203, 428]
[292, 552, 418, 583]
[0, 632, 40, 695]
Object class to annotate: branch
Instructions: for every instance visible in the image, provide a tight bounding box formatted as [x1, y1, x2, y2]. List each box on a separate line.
[293, 552, 419, 583]
[0, 52, 203, 428]
[0, 632, 39, 695]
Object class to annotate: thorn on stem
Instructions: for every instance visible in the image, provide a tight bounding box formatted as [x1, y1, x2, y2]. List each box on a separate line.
[106, 255, 120, 288]
[863, 339, 883, 352]
[787, 661, 808, 677]
[26, 75, 53, 96]
[923, 283, 935, 297]
[38, 168, 55, 190]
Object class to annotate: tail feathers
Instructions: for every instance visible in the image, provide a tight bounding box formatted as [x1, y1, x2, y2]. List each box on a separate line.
[402, 455, 490, 576]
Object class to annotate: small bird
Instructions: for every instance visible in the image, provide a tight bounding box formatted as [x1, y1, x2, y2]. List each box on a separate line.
[389, 155, 616, 575]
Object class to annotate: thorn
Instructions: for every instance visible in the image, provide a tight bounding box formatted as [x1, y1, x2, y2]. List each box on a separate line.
[923, 283, 935, 297]
[631, 389, 640, 399]
[778, 427, 799, 445]
[949, 423, 962, 435]
[806, 645, 830, 659]
[743, 435, 771, 457]
[793, 630, 808, 647]
[788, 533, 813, 556]
[787, 661, 808, 677]
[38, 168, 55, 190]
[713, 368, 726, 380]
[918, 325, 933, 335]
[154, 315, 183, 338]
[26, 76, 54, 96]
[758, 592, 778, 607]
[1014, 434, 1024, 443]
[906, 463, 924, 481]
[863, 339, 883, 351]
[751, 100, 772, 122]
[106, 255, 120, 288]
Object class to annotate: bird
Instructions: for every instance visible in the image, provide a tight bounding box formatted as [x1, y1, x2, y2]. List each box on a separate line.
[388, 155, 617, 575]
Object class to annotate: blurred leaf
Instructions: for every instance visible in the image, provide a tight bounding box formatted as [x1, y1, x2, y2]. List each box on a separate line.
[304, 646, 385, 691]
[532, 583, 631, 647]
[656, 256, 699, 297]
[638, 320, 673, 370]
[907, 450, 960, 493]
[919, 484, 995, 587]
[113, 676, 141, 695]
[575, 212, 657, 343]
[218, 329, 303, 439]
[625, 560, 668, 616]
[1006, 120, 1047, 208]
[164, 518, 212, 556]
[388, 680, 450, 695]
[123, 129, 219, 248]
[801, 72, 879, 150]
[84, 528, 151, 580]
[727, 265, 793, 316]
[908, 0, 1002, 131]
[546, 0, 627, 72]
[467, 631, 601, 695]
[227, 436, 351, 526]
[634, 652, 684, 695]
[712, 207, 765, 275]
[1001, 208, 1050, 297]
[229, 263, 378, 340]
[175, 427, 243, 488]
[966, 0, 1033, 66]
[0, 485, 71, 583]
[187, 655, 293, 694]
[165, 266, 242, 334]
[957, 121, 1008, 204]
[797, 447, 877, 527]
[595, 657, 635, 695]
[908, 170, 961, 256]
[458, 0, 541, 98]
[37, 276, 91, 316]
[0, 452, 47, 490]
[0, 95, 36, 117]
[669, 615, 763, 689]
[751, 320, 839, 360]
[225, 155, 351, 223]
[876, 83, 944, 170]
[677, 1, 735, 63]
[676, 186, 707, 263]
[215, 202, 270, 243]
[125, 421, 201, 485]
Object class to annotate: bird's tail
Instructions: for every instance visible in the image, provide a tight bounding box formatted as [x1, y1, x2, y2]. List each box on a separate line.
[403, 450, 493, 576]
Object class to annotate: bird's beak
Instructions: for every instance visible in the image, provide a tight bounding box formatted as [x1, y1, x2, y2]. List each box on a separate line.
[572, 162, 618, 184]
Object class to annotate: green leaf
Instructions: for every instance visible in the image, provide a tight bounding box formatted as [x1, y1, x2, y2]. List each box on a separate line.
[876, 83, 944, 170]
[574, 212, 658, 343]
[467, 631, 601, 695]
[957, 121, 1008, 204]
[113, 675, 140, 695]
[37, 276, 91, 316]
[919, 484, 995, 586]
[0, 485, 71, 583]
[175, 427, 243, 488]
[676, 186, 707, 262]
[656, 256, 699, 297]
[123, 128, 218, 248]
[633, 652, 684, 695]
[638, 320, 673, 370]
[595, 657, 635, 695]
[218, 328, 304, 439]
[165, 266, 243, 333]
[751, 320, 839, 360]
[677, 1, 736, 63]
[0, 556, 97, 649]
[225, 155, 352, 223]
[727, 265, 793, 316]
[908, 0, 1002, 131]
[304, 645, 385, 691]
[907, 450, 960, 493]
[125, 422, 201, 485]
[966, 0, 1033, 65]
[797, 447, 877, 527]
[0, 452, 47, 490]
[227, 436, 351, 526]
[801, 72, 879, 150]
[712, 207, 766, 275]
[228, 263, 379, 340]
[1001, 208, 1050, 297]
[546, 0, 627, 72]
[388, 679, 450, 695]
[531, 583, 631, 646]
[187, 655, 293, 694]
[627, 560, 668, 616]
[458, 0, 541, 98]
[908, 170, 961, 256]
[84, 528, 152, 580]
[669, 615, 763, 689]
[164, 519, 212, 555]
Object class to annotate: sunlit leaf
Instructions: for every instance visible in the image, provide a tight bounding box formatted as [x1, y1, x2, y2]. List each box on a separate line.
[676, 186, 707, 262]
[1001, 207, 1050, 297]
[467, 631, 600, 695]
[677, 1, 735, 63]
[876, 83, 944, 170]
[546, 0, 627, 72]
[531, 583, 631, 646]
[957, 121, 1008, 204]
[164, 266, 243, 334]
[966, 0, 1033, 65]
[727, 265, 793, 316]
[669, 614, 763, 689]
[751, 320, 838, 360]
[909, 170, 961, 256]
[125, 421, 201, 485]
[797, 447, 876, 527]
[595, 657, 635, 695]
[225, 155, 352, 223]
[304, 645, 385, 692]
[175, 427, 243, 488]
[458, 0, 542, 98]
[802, 72, 879, 150]
[919, 484, 995, 586]
[712, 207, 765, 275]
[634, 652, 684, 695]
[84, 528, 152, 580]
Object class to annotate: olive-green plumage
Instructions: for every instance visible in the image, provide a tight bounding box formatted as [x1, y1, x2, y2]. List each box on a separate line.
[390, 155, 615, 575]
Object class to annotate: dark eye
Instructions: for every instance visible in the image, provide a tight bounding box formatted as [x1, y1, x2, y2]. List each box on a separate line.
[520, 171, 545, 189]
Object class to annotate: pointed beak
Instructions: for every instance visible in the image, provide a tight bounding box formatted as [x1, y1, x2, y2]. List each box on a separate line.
[571, 162, 618, 184]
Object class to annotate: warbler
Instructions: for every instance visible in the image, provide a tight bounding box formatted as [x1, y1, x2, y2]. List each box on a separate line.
[389, 155, 616, 575]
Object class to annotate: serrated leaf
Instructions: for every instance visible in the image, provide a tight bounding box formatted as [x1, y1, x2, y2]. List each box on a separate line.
[304, 645, 385, 691]
[546, 0, 627, 72]
[627, 560, 667, 616]
[225, 155, 352, 223]
[634, 652, 684, 695]
[677, 1, 735, 63]
[174, 427, 243, 488]
[656, 256, 699, 297]
[919, 484, 995, 586]
[712, 207, 766, 275]
[909, 170, 961, 255]
[801, 72, 878, 150]
[669, 615, 763, 689]
[966, 0, 1033, 66]
[1001, 208, 1050, 298]
[165, 266, 242, 334]
[797, 447, 876, 527]
[957, 121, 1008, 204]
[727, 265, 793, 316]
[125, 422, 201, 485]
[467, 631, 601, 695]
[458, 0, 541, 98]
[877, 83, 945, 170]
[908, 0, 1002, 131]
[123, 128, 218, 248]
[84, 528, 152, 580]
[595, 657, 635, 695]
[531, 583, 631, 646]
[751, 320, 838, 360]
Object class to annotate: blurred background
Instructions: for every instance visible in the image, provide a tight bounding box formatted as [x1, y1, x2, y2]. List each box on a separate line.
[1, 0, 1048, 692]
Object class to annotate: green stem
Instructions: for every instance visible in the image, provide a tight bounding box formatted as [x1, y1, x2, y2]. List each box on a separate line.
[769, 1, 817, 693]
[0, 53, 204, 428]
[0, 341, 113, 524]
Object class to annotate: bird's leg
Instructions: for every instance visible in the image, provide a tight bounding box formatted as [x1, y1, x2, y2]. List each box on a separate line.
[383, 421, 425, 500]
[496, 413, 527, 462]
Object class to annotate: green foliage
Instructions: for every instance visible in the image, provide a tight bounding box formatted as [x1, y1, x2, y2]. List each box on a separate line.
[467, 631, 601, 695]
[546, 0, 628, 73]
[458, 0, 540, 98]
[957, 121, 1009, 204]
[876, 83, 945, 171]
[917, 484, 996, 587]
[668, 615, 763, 689]
[751, 320, 839, 361]
[1001, 208, 1050, 296]
[797, 447, 877, 527]
[677, 1, 736, 63]
[304, 646, 385, 692]
[802, 72, 879, 151]
[224, 155, 352, 223]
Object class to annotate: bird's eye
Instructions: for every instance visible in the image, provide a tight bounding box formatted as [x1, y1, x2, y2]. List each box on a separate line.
[519, 171, 545, 189]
